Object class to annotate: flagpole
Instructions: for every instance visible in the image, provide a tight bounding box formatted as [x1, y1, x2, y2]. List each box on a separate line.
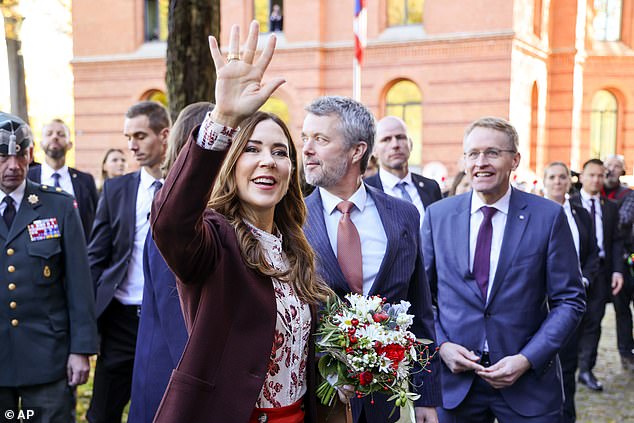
[353, 0, 366, 102]
[353, 59, 361, 102]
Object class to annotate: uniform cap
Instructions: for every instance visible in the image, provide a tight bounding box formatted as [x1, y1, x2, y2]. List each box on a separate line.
[0, 111, 33, 156]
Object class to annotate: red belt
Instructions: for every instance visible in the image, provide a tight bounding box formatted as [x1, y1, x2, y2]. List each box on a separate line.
[249, 398, 304, 423]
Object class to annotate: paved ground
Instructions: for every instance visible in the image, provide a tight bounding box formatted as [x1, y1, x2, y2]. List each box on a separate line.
[576, 304, 634, 422]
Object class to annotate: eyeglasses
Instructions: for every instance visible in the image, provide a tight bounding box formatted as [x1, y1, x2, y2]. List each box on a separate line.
[464, 148, 516, 161]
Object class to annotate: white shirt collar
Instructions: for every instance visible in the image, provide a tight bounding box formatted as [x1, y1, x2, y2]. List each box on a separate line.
[470, 185, 512, 216]
[140, 167, 164, 191]
[580, 189, 600, 202]
[1, 180, 26, 208]
[319, 183, 368, 216]
[378, 168, 413, 190]
[41, 161, 69, 180]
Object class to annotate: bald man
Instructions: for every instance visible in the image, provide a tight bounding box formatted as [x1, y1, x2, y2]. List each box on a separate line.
[364, 116, 442, 227]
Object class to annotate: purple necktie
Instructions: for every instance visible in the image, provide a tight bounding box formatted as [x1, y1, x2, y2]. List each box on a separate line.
[473, 206, 497, 302]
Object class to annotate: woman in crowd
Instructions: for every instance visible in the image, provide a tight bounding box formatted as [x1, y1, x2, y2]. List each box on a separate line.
[543, 161, 599, 423]
[447, 170, 470, 196]
[151, 21, 331, 423]
[128, 101, 212, 423]
[99, 148, 127, 190]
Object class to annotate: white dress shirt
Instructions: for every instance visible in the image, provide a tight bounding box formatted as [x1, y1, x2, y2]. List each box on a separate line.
[579, 190, 605, 258]
[470, 187, 511, 351]
[319, 185, 387, 295]
[562, 199, 581, 259]
[378, 168, 426, 227]
[469, 187, 511, 303]
[40, 162, 76, 198]
[114, 167, 164, 305]
[0, 180, 26, 214]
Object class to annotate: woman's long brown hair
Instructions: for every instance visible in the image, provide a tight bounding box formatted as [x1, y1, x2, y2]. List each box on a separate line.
[208, 111, 332, 305]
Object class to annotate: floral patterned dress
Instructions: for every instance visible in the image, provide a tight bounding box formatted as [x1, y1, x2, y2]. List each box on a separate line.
[246, 222, 312, 408]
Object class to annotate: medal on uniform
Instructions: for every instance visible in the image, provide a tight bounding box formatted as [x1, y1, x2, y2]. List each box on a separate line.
[28, 218, 61, 241]
[27, 194, 39, 205]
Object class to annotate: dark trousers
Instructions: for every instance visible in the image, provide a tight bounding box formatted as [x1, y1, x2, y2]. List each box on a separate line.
[613, 270, 634, 356]
[0, 379, 73, 423]
[559, 325, 581, 422]
[437, 377, 561, 423]
[87, 299, 140, 423]
[577, 270, 608, 372]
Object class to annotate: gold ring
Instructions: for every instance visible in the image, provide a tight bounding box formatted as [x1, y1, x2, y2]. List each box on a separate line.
[227, 53, 240, 62]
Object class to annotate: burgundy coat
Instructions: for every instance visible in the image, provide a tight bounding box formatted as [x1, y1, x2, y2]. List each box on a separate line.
[151, 136, 316, 423]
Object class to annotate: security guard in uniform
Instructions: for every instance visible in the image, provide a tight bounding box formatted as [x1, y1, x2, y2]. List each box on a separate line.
[0, 112, 98, 422]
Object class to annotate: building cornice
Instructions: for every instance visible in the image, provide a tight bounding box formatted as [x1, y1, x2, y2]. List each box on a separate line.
[72, 30, 516, 64]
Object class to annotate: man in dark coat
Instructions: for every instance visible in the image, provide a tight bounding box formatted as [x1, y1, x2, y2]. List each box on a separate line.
[0, 112, 98, 422]
[27, 119, 98, 241]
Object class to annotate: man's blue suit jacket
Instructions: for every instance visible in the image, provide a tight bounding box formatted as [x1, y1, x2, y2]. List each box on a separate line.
[422, 188, 586, 417]
[88, 171, 140, 317]
[304, 184, 441, 423]
[128, 231, 188, 423]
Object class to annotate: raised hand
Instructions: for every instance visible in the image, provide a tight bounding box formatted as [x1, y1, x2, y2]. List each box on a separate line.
[208, 21, 286, 128]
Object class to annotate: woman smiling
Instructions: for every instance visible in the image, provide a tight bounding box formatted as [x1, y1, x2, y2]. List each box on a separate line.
[151, 21, 331, 423]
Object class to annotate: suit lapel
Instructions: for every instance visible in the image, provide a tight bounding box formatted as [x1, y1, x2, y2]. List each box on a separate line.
[304, 190, 349, 293]
[453, 193, 481, 300]
[70, 168, 83, 203]
[367, 187, 400, 295]
[6, 182, 41, 245]
[125, 172, 141, 246]
[412, 174, 432, 208]
[486, 189, 529, 307]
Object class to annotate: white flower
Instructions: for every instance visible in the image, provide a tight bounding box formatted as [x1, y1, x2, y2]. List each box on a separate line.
[346, 294, 382, 316]
[396, 313, 414, 329]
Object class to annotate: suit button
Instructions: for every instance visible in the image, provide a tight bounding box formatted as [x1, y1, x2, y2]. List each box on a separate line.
[9, 301, 16, 309]
[6, 248, 14, 256]
[7, 283, 16, 291]
[7, 265, 15, 273]
[11, 319, 18, 327]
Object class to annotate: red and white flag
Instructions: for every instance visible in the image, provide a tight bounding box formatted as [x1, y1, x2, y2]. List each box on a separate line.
[354, 0, 367, 65]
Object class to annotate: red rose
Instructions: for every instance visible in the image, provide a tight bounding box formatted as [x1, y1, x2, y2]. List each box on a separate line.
[359, 371, 373, 386]
[377, 344, 406, 369]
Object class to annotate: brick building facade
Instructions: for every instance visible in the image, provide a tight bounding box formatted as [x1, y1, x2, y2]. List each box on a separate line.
[72, 0, 634, 186]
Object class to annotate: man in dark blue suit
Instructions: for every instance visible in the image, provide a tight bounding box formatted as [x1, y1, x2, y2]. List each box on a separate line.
[87, 101, 169, 423]
[422, 117, 586, 422]
[27, 119, 98, 241]
[301, 96, 441, 423]
[364, 116, 442, 228]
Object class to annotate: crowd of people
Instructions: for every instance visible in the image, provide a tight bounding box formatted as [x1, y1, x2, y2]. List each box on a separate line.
[1, 19, 633, 423]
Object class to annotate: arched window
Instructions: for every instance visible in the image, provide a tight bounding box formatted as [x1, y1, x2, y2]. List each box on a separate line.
[254, 0, 284, 33]
[259, 97, 290, 124]
[142, 89, 168, 107]
[384, 80, 423, 165]
[387, 0, 424, 27]
[387, 0, 424, 26]
[145, 0, 169, 41]
[594, 0, 622, 41]
[590, 90, 618, 159]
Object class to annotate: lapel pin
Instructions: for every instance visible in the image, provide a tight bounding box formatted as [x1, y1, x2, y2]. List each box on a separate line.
[27, 194, 39, 205]
[72, 173, 77, 178]
[418, 181, 424, 188]
[519, 215, 525, 220]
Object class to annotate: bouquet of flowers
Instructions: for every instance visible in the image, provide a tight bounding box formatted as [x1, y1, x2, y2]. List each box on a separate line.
[316, 293, 436, 418]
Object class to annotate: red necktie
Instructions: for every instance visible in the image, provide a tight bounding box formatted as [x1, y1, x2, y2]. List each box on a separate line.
[336, 201, 363, 294]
